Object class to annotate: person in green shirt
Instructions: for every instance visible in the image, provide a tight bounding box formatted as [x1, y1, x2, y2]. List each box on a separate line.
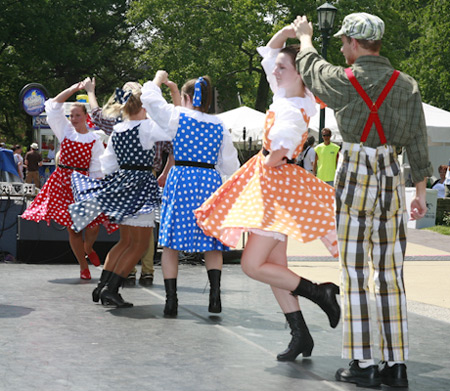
[313, 128, 339, 186]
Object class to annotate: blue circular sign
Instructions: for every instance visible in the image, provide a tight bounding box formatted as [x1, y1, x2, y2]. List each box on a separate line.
[20, 83, 48, 116]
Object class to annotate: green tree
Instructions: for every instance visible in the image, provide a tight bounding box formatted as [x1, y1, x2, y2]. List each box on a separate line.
[393, 0, 450, 110]
[0, 0, 139, 144]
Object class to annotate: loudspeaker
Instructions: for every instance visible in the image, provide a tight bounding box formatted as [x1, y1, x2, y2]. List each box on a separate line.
[17, 218, 120, 264]
[0, 197, 27, 257]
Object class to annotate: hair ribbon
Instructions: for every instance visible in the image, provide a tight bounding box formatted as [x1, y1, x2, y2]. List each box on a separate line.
[114, 87, 133, 105]
[192, 77, 207, 107]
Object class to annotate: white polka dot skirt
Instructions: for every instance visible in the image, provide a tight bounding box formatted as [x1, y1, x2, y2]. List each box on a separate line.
[158, 112, 228, 252]
[195, 113, 338, 257]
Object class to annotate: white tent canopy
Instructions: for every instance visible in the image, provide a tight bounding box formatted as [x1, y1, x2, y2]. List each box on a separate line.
[422, 103, 450, 144]
[217, 106, 266, 143]
[218, 103, 450, 172]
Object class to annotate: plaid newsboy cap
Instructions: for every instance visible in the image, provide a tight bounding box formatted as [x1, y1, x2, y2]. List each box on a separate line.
[333, 12, 384, 40]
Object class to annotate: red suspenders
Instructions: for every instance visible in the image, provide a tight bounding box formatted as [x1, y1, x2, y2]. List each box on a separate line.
[345, 68, 400, 144]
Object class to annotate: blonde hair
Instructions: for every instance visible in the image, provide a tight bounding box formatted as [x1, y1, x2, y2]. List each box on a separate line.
[103, 82, 143, 119]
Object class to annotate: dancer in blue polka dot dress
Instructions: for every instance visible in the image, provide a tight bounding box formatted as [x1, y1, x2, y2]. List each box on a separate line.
[141, 71, 240, 316]
[69, 82, 178, 308]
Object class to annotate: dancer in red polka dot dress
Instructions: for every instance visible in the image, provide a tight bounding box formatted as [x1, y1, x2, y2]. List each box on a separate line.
[21, 80, 117, 280]
[195, 26, 340, 361]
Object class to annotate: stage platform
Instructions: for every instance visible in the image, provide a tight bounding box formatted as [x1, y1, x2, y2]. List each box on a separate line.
[1, 263, 449, 391]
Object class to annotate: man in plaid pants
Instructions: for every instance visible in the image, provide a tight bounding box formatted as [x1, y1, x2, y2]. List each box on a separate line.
[295, 12, 432, 388]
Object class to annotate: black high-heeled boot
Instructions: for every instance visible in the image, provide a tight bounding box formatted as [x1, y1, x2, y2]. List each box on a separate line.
[207, 269, 222, 313]
[100, 273, 133, 308]
[277, 311, 314, 361]
[292, 278, 340, 328]
[164, 278, 178, 317]
[92, 269, 113, 303]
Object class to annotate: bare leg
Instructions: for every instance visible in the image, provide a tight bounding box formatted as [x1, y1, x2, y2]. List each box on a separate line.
[103, 227, 131, 272]
[112, 226, 152, 277]
[240, 233, 300, 291]
[204, 250, 222, 271]
[266, 239, 301, 314]
[83, 225, 100, 255]
[161, 247, 179, 279]
[67, 227, 89, 271]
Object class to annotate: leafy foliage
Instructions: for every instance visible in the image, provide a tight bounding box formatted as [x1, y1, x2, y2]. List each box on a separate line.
[1, 0, 450, 146]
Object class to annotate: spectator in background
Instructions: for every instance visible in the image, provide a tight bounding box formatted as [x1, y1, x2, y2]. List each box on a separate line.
[46, 143, 56, 176]
[24, 143, 42, 188]
[445, 160, 450, 197]
[297, 135, 316, 173]
[431, 165, 448, 198]
[13, 145, 24, 182]
[313, 128, 339, 186]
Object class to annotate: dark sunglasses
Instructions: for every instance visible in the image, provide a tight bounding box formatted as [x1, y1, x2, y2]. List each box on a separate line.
[322, 134, 331, 137]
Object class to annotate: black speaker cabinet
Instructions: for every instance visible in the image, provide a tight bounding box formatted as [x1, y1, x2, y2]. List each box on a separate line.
[17, 218, 120, 264]
[0, 197, 27, 257]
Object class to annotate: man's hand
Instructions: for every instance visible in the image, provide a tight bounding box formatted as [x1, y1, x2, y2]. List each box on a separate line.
[293, 15, 314, 42]
[410, 197, 427, 220]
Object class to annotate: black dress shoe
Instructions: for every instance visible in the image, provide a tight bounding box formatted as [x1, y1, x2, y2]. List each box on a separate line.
[335, 360, 381, 388]
[139, 273, 154, 287]
[379, 361, 408, 388]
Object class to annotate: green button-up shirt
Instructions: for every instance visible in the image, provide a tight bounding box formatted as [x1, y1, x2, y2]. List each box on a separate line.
[296, 47, 432, 184]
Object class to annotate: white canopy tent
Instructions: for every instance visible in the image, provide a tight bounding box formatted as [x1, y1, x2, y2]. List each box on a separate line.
[217, 106, 266, 143]
[308, 102, 450, 174]
[218, 103, 450, 173]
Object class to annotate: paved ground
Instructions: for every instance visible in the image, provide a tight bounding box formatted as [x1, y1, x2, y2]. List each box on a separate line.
[1, 227, 450, 391]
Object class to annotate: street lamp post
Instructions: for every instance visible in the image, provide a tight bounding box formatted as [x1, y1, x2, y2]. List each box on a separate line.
[317, 2, 337, 142]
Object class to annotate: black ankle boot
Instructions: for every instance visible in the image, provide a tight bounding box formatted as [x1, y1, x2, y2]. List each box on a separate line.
[207, 269, 222, 313]
[100, 273, 133, 308]
[277, 311, 314, 361]
[92, 269, 113, 303]
[164, 278, 178, 317]
[292, 278, 340, 328]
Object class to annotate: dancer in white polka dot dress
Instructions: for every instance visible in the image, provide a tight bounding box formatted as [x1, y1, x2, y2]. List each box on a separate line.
[21, 80, 118, 280]
[69, 82, 178, 308]
[141, 71, 240, 317]
[195, 26, 340, 361]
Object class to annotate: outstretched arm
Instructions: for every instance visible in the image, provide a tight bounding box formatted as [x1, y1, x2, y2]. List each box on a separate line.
[267, 24, 297, 49]
[164, 80, 181, 106]
[84, 77, 99, 110]
[54, 80, 86, 104]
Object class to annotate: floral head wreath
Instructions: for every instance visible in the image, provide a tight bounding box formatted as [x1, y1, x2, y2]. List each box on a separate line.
[192, 77, 207, 107]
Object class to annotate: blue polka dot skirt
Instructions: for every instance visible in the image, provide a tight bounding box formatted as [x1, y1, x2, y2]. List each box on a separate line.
[158, 113, 229, 252]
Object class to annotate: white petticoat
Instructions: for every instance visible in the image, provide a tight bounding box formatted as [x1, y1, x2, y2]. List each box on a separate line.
[248, 228, 286, 242]
[121, 210, 156, 227]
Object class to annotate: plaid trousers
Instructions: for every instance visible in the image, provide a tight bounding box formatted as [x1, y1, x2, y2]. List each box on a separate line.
[335, 142, 408, 361]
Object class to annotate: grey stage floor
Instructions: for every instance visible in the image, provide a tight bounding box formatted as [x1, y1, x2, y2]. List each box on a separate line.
[1, 263, 449, 391]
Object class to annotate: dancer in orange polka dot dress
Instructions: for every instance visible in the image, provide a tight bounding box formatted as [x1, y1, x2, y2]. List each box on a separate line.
[21, 80, 117, 280]
[195, 26, 340, 361]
